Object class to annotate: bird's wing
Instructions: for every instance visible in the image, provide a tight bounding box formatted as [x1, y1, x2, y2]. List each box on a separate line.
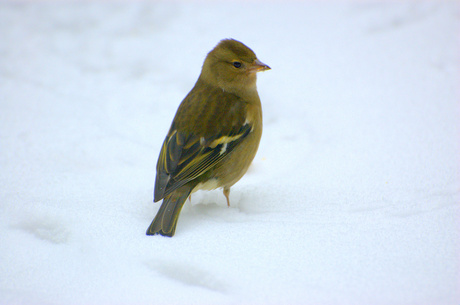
[154, 88, 253, 202]
[154, 122, 252, 201]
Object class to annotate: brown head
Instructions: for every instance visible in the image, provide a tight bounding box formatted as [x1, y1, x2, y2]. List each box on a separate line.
[199, 39, 270, 95]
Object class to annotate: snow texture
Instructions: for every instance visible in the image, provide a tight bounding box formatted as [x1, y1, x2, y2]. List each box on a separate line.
[1, 1, 459, 304]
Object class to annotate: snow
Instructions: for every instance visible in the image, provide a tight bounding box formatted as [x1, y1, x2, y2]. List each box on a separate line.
[1, 1, 459, 304]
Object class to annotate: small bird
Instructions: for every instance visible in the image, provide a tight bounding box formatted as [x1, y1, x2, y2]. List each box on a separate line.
[146, 39, 270, 237]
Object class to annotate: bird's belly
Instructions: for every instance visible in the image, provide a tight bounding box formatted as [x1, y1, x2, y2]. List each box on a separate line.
[193, 178, 220, 193]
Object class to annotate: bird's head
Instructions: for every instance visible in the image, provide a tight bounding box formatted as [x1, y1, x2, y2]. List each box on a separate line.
[200, 39, 270, 95]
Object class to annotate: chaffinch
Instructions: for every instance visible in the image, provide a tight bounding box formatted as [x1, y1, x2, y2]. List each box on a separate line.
[146, 39, 270, 237]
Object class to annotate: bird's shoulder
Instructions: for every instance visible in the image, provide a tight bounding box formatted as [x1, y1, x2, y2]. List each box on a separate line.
[172, 82, 253, 138]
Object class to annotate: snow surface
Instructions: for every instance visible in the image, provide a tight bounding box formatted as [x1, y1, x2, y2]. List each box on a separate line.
[1, 1, 459, 304]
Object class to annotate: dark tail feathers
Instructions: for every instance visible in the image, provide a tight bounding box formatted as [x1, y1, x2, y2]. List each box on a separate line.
[146, 185, 193, 237]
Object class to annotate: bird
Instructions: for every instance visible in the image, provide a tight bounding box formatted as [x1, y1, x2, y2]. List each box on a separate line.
[146, 38, 270, 237]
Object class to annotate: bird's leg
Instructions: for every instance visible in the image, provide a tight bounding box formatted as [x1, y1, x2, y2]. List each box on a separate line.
[223, 187, 230, 207]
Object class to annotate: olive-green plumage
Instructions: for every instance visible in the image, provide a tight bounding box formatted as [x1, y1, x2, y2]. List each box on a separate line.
[146, 39, 270, 237]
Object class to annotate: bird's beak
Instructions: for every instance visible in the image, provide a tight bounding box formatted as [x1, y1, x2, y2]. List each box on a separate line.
[249, 59, 271, 73]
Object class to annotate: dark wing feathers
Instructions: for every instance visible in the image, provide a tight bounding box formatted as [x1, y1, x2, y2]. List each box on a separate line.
[154, 118, 252, 202]
[177, 123, 252, 181]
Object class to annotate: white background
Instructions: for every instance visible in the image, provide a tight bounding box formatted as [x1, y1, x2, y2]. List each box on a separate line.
[1, 1, 459, 304]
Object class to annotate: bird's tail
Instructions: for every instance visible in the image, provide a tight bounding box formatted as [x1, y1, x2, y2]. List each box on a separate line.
[146, 185, 193, 237]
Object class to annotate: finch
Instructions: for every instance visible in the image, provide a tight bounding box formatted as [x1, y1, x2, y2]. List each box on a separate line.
[147, 39, 270, 237]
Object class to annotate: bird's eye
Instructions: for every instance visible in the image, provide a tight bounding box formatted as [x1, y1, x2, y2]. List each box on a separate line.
[233, 61, 242, 68]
